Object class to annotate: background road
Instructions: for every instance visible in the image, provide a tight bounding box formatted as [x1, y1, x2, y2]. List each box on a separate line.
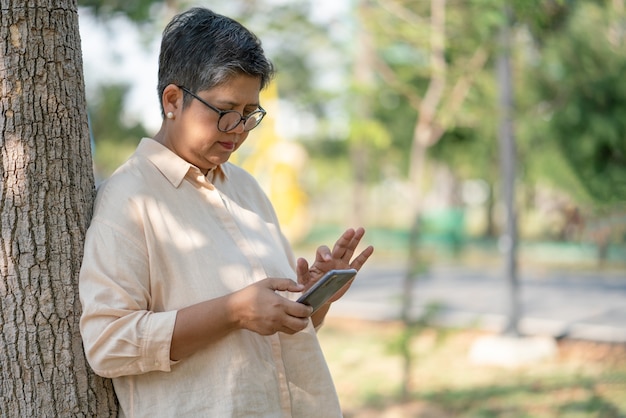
[328, 262, 626, 343]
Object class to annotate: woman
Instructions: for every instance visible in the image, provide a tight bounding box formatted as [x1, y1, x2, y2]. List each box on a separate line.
[79, 7, 374, 417]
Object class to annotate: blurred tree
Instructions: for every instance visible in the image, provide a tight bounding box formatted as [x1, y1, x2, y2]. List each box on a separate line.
[531, 0, 626, 204]
[348, 1, 391, 227]
[88, 83, 149, 178]
[353, 0, 619, 396]
[88, 84, 148, 143]
[78, 0, 175, 21]
[355, 0, 498, 398]
[521, 0, 626, 263]
[496, 3, 521, 337]
[427, 0, 592, 238]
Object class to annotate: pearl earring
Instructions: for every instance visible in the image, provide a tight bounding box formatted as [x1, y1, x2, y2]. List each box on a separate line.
[166, 112, 174, 119]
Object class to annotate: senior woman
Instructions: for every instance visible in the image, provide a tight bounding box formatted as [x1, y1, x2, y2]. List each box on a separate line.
[79, 6, 374, 418]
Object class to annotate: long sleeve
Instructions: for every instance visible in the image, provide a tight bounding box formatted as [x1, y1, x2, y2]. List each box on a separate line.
[79, 219, 178, 378]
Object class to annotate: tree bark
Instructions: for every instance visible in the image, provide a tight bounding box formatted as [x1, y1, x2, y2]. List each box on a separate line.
[0, 1, 117, 416]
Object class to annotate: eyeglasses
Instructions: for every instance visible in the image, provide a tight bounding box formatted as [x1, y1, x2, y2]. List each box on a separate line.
[178, 86, 266, 132]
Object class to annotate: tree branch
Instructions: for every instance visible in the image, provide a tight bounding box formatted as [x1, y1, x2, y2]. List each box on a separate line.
[371, 53, 423, 109]
[442, 46, 489, 123]
[376, 0, 428, 27]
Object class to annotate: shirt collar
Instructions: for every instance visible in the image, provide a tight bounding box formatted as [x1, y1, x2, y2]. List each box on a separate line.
[137, 138, 227, 187]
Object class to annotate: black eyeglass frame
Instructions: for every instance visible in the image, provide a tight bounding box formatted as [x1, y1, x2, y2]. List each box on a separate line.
[177, 86, 266, 132]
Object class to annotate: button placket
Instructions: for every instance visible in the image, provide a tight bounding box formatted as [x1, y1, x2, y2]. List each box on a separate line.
[198, 175, 268, 281]
[196, 171, 293, 415]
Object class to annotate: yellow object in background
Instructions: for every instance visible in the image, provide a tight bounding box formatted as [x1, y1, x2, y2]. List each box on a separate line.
[233, 82, 310, 243]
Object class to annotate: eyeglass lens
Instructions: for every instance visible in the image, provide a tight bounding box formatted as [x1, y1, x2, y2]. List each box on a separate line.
[218, 110, 264, 132]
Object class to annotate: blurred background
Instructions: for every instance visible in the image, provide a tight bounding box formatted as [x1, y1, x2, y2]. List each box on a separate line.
[77, 0, 626, 416]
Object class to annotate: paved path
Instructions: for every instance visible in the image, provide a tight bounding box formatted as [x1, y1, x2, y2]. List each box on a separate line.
[328, 263, 626, 343]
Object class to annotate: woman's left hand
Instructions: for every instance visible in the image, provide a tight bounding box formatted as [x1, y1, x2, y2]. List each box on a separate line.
[296, 227, 374, 304]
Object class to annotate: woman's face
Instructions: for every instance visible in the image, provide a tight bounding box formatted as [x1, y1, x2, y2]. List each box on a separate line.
[163, 74, 262, 173]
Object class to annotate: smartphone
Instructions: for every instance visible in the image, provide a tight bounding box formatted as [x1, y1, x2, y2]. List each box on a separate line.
[297, 269, 357, 314]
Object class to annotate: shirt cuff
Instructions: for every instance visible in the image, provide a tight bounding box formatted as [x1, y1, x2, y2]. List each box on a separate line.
[143, 310, 178, 372]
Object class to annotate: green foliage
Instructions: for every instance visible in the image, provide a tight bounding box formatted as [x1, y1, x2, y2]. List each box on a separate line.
[250, 4, 342, 111]
[369, 90, 418, 176]
[431, 127, 497, 180]
[88, 83, 148, 177]
[78, 0, 160, 22]
[435, 0, 626, 212]
[512, 0, 572, 41]
[79, 0, 626, 213]
[350, 119, 392, 149]
[530, 1, 626, 205]
[359, 0, 506, 180]
[450, 0, 502, 48]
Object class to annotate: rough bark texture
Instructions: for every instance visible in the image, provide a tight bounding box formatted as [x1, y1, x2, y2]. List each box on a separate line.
[0, 0, 117, 416]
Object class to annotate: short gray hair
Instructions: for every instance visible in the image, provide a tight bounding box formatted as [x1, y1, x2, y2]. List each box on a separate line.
[157, 7, 275, 115]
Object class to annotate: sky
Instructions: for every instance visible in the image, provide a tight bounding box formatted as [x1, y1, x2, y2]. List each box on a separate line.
[78, 8, 163, 133]
[77, 0, 351, 135]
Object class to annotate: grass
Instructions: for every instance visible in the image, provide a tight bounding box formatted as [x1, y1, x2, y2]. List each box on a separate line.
[318, 318, 626, 418]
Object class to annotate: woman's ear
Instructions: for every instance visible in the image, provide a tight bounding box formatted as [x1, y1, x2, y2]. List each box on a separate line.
[162, 84, 183, 118]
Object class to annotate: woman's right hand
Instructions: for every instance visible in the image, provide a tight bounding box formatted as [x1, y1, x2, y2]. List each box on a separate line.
[231, 278, 313, 335]
[171, 278, 311, 361]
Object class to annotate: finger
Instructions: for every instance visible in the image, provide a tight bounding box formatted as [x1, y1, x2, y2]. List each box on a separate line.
[296, 257, 309, 284]
[267, 278, 305, 293]
[353, 226, 366, 241]
[273, 315, 309, 334]
[286, 316, 310, 332]
[278, 321, 308, 335]
[286, 299, 314, 318]
[315, 245, 332, 263]
[333, 227, 367, 261]
[280, 305, 312, 333]
[296, 258, 310, 285]
[331, 228, 356, 259]
[345, 227, 367, 260]
[349, 245, 375, 271]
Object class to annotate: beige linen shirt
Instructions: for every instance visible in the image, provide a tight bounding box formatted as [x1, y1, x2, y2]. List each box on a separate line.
[79, 138, 341, 418]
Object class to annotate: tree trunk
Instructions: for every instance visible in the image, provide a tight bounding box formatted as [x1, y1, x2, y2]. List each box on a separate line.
[0, 1, 117, 416]
[497, 3, 520, 337]
[400, 0, 446, 400]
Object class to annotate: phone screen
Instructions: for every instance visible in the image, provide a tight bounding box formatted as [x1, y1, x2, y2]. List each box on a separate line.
[296, 269, 357, 314]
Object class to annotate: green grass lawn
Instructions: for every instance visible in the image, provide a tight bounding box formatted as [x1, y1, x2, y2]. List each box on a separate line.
[318, 318, 626, 418]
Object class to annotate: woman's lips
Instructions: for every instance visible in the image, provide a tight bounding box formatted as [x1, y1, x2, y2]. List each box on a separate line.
[218, 141, 235, 151]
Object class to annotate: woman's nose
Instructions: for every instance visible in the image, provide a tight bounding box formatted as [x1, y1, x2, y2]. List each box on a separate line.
[227, 120, 246, 134]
